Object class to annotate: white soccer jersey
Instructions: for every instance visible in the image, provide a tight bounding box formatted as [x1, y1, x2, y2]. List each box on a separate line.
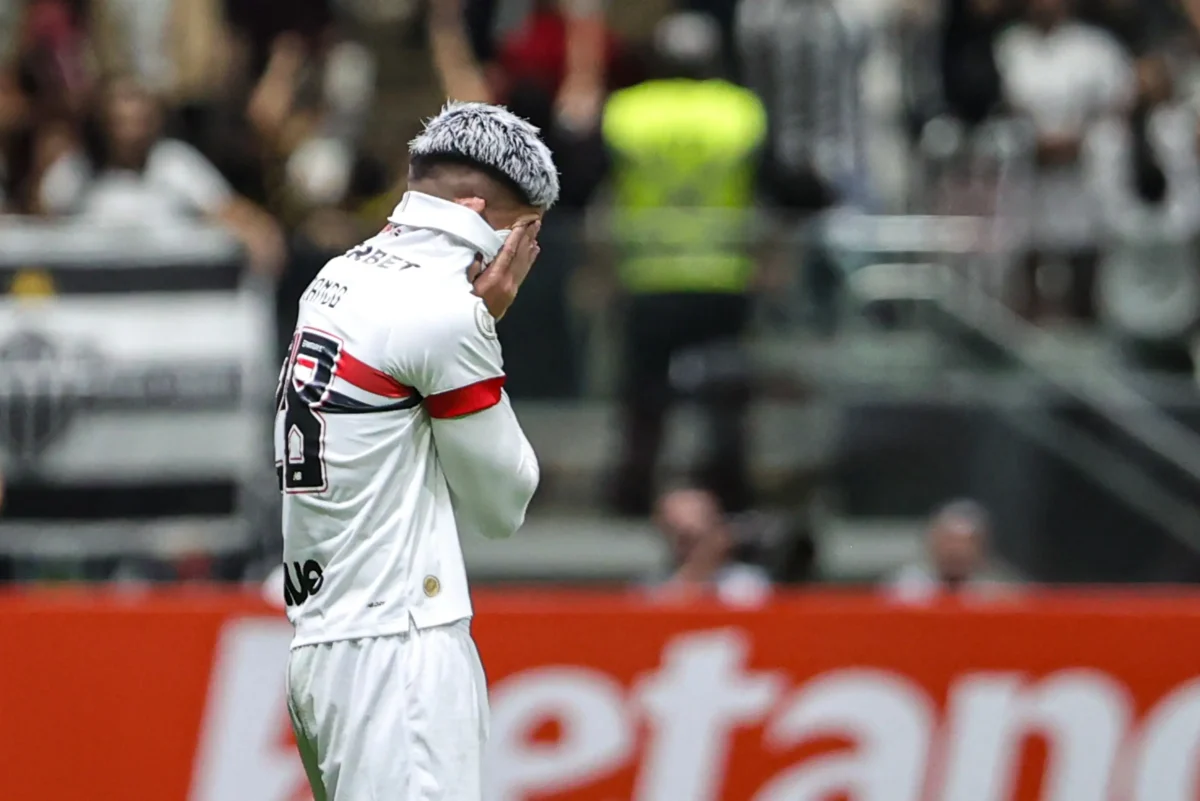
[276, 191, 539, 648]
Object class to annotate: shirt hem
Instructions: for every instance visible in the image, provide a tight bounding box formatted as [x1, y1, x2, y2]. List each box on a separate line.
[289, 614, 473, 650]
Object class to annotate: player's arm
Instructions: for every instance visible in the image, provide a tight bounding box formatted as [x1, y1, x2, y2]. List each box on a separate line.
[389, 297, 539, 539]
[430, 389, 539, 539]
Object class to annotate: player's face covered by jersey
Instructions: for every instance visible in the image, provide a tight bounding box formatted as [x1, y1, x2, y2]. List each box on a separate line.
[451, 197, 515, 270]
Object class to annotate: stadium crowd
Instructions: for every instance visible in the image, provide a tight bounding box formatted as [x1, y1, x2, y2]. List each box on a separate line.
[0, 0, 1198, 591]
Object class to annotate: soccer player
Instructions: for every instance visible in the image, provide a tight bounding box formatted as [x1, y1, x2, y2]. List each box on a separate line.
[276, 102, 557, 800]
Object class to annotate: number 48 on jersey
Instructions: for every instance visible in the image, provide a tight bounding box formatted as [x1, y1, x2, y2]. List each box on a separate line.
[275, 326, 422, 493]
[275, 329, 343, 493]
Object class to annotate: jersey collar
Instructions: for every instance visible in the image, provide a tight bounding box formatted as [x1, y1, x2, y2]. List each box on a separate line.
[387, 191, 505, 262]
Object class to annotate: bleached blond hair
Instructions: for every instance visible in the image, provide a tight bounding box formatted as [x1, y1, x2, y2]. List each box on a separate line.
[409, 101, 560, 210]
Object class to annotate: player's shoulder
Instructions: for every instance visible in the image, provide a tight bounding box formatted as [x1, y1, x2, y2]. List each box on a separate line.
[382, 277, 501, 386]
[390, 275, 497, 353]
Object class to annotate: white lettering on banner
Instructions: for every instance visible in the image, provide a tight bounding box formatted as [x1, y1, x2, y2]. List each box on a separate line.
[1128, 678, 1200, 801]
[185, 621, 1200, 801]
[482, 629, 1200, 801]
[754, 670, 934, 801]
[190, 619, 308, 801]
[939, 671, 1131, 801]
[486, 667, 635, 801]
[634, 630, 785, 801]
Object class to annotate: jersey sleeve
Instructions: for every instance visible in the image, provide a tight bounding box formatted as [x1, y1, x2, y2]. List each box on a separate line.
[385, 288, 538, 539]
[386, 291, 506, 418]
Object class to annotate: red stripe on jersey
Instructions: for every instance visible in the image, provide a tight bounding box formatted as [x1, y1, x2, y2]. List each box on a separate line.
[337, 351, 413, 398]
[424, 376, 505, 419]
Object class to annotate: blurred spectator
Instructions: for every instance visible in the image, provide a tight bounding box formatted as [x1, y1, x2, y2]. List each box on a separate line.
[37, 77, 286, 275]
[246, 32, 377, 192]
[733, 507, 819, 583]
[737, 0, 868, 210]
[454, 0, 630, 105]
[885, 499, 1010, 602]
[1185, 0, 1200, 38]
[606, 12, 764, 515]
[236, 22, 384, 359]
[940, 0, 1013, 128]
[171, 0, 376, 228]
[223, 0, 335, 82]
[994, 0, 1134, 322]
[1086, 54, 1200, 367]
[428, 0, 612, 397]
[0, 0, 126, 213]
[238, 23, 378, 224]
[102, 0, 231, 108]
[645, 487, 772, 605]
[6, 0, 125, 114]
[736, 0, 867, 333]
[1087, 55, 1200, 233]
[0, 73, 73, 214]
[1083, 0, 1183, 55]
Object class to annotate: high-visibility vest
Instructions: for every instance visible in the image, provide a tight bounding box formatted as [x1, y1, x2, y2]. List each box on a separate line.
[602, 78, 767, 294]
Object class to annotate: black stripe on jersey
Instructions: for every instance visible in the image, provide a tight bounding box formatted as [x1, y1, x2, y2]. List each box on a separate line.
[318, 391, 423, 415]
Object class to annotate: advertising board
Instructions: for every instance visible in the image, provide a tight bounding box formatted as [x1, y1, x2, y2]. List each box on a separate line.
[2, 591, 1198, 801]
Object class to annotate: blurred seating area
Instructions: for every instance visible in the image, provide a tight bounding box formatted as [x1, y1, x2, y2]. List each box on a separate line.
[4, 0, 1200, 595]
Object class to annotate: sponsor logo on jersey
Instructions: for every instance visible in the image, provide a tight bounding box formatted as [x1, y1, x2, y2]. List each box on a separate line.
[475, 302, 497, 340]
[282, 560, 326, 607]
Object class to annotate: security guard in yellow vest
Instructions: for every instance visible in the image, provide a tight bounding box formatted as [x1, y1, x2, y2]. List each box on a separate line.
[605, 12, 767, 515]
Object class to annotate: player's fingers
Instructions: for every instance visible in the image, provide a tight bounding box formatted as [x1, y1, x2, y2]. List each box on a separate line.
[509, 221, 541, 285]
[472, 226, 525, 297]
[486, 221, 532, 278]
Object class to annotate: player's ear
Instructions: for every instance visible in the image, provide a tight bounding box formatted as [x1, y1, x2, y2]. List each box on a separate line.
[454, 197, 487, 216]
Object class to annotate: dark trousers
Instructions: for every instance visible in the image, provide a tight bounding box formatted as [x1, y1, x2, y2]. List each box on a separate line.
[612, 292, 753, 515]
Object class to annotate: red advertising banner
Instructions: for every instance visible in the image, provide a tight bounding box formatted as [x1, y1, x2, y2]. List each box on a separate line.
[1, 590, 1199, 801]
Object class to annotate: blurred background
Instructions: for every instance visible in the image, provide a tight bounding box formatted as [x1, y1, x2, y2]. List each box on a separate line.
[4, 0, 1200, 598]
[8, 0, 1200, 799]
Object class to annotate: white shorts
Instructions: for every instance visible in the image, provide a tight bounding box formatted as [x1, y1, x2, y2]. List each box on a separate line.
[286, 619, 490, 801]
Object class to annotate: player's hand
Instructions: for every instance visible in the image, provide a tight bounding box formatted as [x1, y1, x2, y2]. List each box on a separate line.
[471, 218, 541, 321]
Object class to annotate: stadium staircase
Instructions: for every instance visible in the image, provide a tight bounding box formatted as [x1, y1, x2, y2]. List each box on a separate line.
[810, 219, 1200, 585]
